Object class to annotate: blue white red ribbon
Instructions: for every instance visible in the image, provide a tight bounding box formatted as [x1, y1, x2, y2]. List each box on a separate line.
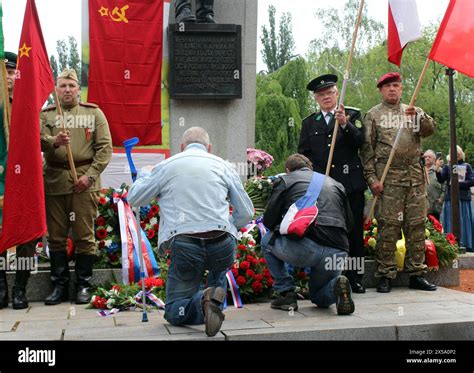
[226, 270, 243, 308]
[135, 290, 165, 309]
[97, 308, 120, 317]
[114, 191, 160, 284]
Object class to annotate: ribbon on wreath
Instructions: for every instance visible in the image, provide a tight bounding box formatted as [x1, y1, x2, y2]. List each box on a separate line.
[225, 270, 243, 308]
[114, 191, 160, 284]
[135, 290, 166, 309]
[243, 217, 268, 238]
[425, 239, 439, 270]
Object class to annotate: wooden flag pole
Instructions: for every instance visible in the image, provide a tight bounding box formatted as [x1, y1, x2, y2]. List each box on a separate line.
[325, 0, 365, 176]
[1, 63, 11, 150]
[366, 58, 431, 223]
[52, 89, 78, 183]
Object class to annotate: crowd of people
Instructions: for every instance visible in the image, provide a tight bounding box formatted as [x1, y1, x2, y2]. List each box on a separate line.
[0, 50, 472, 338]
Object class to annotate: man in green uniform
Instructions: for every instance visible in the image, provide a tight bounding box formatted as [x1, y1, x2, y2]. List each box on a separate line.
[360, 72, 437, 293]
[0, 52, 37, 310]
[40, 68, 112, 305]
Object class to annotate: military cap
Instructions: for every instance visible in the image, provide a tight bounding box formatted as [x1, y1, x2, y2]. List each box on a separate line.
[307, 74, 338, 92]
[4, 51, 17, 69]
[377, 72, 401, 88]
[58, 68, 79, 83]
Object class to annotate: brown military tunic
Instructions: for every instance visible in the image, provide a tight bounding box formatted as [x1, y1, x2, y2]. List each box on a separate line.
[40, 102, 112, 254]
[361, 101, 435, 279]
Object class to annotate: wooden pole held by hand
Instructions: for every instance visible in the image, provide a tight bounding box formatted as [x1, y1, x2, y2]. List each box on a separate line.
[52, 89, 78, 184]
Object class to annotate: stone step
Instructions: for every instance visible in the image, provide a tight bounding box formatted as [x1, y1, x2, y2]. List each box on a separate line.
[3, 257, 462, 302]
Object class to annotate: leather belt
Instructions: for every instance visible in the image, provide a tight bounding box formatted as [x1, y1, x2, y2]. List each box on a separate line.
[175, 231, 229, 244]
[47, 159, 93, 170]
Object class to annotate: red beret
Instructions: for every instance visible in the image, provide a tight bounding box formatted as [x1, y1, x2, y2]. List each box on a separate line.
[377, 72, 401, 88]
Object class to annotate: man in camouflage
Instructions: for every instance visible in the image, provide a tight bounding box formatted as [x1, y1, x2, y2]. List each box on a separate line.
[360, 72, 437, 293]
[40, 68, 112, 305]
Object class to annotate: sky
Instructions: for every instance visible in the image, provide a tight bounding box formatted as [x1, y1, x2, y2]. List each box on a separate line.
[2, 0, 450, 72]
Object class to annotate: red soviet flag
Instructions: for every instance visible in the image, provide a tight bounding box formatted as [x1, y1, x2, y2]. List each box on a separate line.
[429, 0, 474, 78]
[88, 0, 164, 146]
[0, 0, 54, 252]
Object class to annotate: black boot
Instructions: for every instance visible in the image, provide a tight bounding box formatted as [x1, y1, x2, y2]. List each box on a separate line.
[346, 270, 366, 294]
[409, 275, 437, 291]
[12, 270, 30, 310]
[376, 277, 392, 293]
[0, 252, 8, 309]
[196, 0, 215, 23]
[175, 0, 196, 23]
[75, 254, 94, 304]
[45, 251, 70, 305]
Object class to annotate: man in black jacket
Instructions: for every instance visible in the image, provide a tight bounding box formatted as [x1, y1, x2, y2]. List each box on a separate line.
[298, 74, 367, 293]
[262, 154, 355, 315]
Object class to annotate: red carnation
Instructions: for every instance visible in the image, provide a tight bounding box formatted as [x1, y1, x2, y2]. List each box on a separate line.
[434, 222, 443, 233]
[237, 244, 247, 251]
[254, 274, 263, 282]
[231, 268, 239, 277]
[150, 205, 160, 215]
[266, 277, 273, 287]
[251, 281, 263, 293]
[92, 296, 107, 309]
[236, 276, 246, 286]
[236, 253, 240, 259]
[246, 269, 255, 278]
[240, 227, 247, 233]
[96, 216, 106, 227]
[446, 233, 457, 245]
[364, 236, 370, 246]
[240, 261, 250, 270]
[263, 268, 270, 277]
[112, 285, 122, 292]
[98, 197, 107, 205]
[248, 241, 255, 247]
[147, 229, 155, 239]
[363, 220, 372, 231]
[147, 211, 155, 219]
[96, 228, 107, 240]
[259, 258, 266, 264]
[154, 224, 159, 231]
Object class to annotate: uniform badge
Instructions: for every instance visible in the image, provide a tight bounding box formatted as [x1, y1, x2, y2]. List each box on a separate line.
[355, 120, 362, 128]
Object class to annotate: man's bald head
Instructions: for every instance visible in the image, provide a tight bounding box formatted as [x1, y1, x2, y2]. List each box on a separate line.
[180, 127, 211, 151]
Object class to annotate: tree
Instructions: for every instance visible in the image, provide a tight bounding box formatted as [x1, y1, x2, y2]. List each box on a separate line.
[260, 5, 295, 73]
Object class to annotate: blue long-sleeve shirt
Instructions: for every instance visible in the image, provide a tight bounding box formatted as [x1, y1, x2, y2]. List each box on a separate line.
[436, 161, 474, 201]
[127, 143, 254, 248]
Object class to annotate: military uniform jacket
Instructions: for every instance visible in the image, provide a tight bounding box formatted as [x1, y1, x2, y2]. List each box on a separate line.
[298, 107, 367, 194]
[40, 102, 113, 196]
[360, 101, 435, 187]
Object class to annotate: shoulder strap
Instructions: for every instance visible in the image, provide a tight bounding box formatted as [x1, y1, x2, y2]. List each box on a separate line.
[294, 172, 326, 210]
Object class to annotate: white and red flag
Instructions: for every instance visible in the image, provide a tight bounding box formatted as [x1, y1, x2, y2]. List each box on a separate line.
[388, 0, 422, 66]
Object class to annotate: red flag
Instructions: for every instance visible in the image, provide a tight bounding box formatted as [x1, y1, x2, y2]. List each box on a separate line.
[0, 0, 54, 252]
[388, 0, 421, 66]
[429, 0, 474, 78]
[88, 0, 164, 146]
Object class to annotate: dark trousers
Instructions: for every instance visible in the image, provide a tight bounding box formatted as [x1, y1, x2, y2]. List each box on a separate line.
[347, 191, 365, 259]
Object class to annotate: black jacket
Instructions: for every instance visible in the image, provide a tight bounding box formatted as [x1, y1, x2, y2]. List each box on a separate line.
[263, 168, 353, 251]
[298, 107, 367, 194]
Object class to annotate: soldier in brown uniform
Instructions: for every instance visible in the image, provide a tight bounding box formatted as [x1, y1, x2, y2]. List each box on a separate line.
[40, 69, 112, 305]
[360, 72, 437, 293]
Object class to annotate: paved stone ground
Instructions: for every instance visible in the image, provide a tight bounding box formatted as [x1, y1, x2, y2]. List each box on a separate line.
[0, 287, 472, 341]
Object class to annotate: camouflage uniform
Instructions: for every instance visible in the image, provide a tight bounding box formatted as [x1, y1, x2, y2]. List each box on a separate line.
[40, 102, 112, 255]
[360, 101, 435, 279]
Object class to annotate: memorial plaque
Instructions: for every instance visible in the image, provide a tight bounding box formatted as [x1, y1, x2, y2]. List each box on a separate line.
[169, 24, 242, 99]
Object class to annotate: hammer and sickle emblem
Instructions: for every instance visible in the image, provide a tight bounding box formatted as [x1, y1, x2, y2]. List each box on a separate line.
[110, 5, 129, 23]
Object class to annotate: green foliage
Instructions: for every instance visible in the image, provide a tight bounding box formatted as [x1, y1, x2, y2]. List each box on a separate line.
[260, 5, 295, 73]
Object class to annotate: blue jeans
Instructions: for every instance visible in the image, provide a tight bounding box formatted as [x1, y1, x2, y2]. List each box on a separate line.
[164, 233, 236, 326]
[262, 232, 348, 308]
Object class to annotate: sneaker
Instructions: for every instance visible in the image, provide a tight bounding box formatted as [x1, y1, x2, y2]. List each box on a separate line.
[271, 291, 298, 311]
[202, 287, 225, 337]
[334, 276, 355, 315]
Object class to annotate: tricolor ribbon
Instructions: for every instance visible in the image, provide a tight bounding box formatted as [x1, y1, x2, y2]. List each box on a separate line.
[135, 290, 165, 309]
[114, 191, 160, 284]
[243, 217, 268, 239]
[97, 308, 120, 317]
[226, 270, 243, 308]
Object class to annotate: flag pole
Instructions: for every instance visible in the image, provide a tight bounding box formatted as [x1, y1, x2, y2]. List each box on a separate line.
[366, 57, 431, 223]
[52, 89, 78, 184]
[1, 63, 10, 150]
[446, 68, 461, 242]
[325, 0, 365, 176]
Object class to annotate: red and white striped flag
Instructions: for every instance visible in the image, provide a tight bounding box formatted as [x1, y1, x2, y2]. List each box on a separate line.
[388, 0, 422, 66]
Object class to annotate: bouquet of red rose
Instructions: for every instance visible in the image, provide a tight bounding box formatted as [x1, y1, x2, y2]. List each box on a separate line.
[425, 215, 458, 267]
